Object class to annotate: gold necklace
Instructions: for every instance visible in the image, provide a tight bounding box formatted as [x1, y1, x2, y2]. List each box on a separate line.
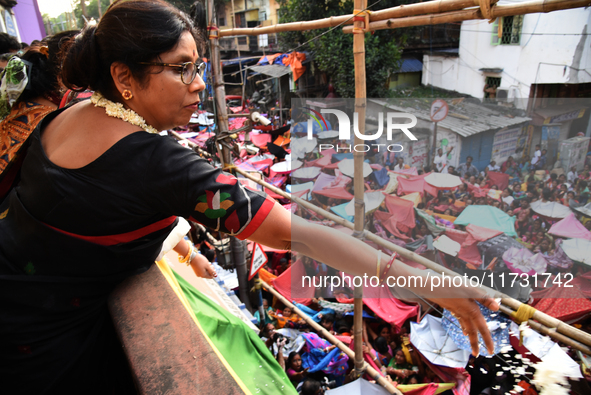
[90, 91, 159, 135]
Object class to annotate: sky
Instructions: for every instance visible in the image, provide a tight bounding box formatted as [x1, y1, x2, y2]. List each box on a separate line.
[37, 0, 75, 19]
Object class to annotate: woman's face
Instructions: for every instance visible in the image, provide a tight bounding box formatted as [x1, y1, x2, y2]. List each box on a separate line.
[283, 307, 292, 316]
[380, 326, 391, 341]
[291, 354, 302, 370]
[130, 31, 205, 131]
[395, 350, 405, 365]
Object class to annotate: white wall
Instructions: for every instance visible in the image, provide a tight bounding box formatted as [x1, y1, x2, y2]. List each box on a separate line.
[422, 5, 591, 109]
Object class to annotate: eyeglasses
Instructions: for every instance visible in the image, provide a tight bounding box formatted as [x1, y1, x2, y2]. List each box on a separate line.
[138, 60, 206, 85]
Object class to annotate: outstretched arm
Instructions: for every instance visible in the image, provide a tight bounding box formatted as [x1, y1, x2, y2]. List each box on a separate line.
[248, 202, 499, 355]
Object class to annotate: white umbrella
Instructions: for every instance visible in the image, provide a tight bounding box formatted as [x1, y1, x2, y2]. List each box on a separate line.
[292, 166, 321, 181]
[326, 379, 389, 395]
[424, 173, 462, 189]
[344, 191, 385, 216]
[338, 159, 373, 178]
[318, 130, 340, 140]
[574, 202, 591, 217]
[561, 238, 591, 265]
[433, 235, 461, 257]
[410, 314, 470, 368]
[530, 200, 572, 219]
[291, 137, 317, 159]
[271, 160, 302, 174]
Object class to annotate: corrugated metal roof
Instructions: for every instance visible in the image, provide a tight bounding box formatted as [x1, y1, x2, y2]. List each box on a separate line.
[370, 99, 531, 138]
[248, 64, 293, 78]
[397, 58, 423, 74]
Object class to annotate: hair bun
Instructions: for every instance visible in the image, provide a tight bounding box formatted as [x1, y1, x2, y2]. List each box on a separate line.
[61, 25, 99, 92]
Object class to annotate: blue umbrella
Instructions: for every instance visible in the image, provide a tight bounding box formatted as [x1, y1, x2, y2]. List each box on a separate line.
[441, 303, 511, 356]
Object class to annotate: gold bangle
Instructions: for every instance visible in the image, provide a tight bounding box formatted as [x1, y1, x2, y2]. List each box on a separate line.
[178, 242, 193, 264]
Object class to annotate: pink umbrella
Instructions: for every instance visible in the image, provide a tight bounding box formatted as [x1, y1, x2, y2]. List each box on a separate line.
[503, 247, 548, 276]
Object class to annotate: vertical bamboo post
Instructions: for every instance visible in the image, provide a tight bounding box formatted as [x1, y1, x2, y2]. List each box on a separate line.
[207, 0, 250, 311]
[352, 0, 367, 377]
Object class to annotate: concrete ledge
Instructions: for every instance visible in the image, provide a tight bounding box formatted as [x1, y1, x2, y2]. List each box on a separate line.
[108, 264, 244, 394]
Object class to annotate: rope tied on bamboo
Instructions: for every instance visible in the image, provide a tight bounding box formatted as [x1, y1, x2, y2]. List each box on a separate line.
[207, 25, 219, 40]
[511, 304, 536, 324]
[511, 304, 537, 346]
[352, 9, 373, 33]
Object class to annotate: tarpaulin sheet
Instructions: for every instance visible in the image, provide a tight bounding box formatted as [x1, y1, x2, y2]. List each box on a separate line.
[455, 206, 517, 236]
[374, 210, 412, 240]
[531, 284, 591, 322]
[362, 285, 419, 329]
[249, 132, 272, 148]
[401, 192, 422, 207]
[383, 194, 416, 229]
[281, 52, 307, 81]
[548, 213, 591, 240]
[397, 174, 428, 196]
[314, 187, 354, 200]
[173, 271, 297, 395]
[487, 171, 510, 191]
[272, 259, 315, 305]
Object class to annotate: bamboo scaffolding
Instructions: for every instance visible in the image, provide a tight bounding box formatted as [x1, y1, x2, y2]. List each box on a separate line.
[226, 166, 591, 353]
[343, 0, 591, 33]
[217, 0, 587, 37]
[260, 280, 403, 395]
[352, 0, 368, 376]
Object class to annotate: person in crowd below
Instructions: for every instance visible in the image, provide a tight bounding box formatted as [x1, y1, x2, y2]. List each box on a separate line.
[568, 165, 579, 183]
[0, 30, 79, 200]
[455, 183, 469, 200]
[500, 156, 515, 173]
[386, 347, 417, 384]
[535, 149, 548, 170]
[531, 144, 542, 168]
[319, 313, 335, 334]
[486, 160, 500, 172]
[514, 209, 531, 237]
[369, 336, 393, 367]
[393, 156, 410, 172]
[457, 156, 479, 179]
[0, 1, 499, 393]
[468, 175, 478, 186]
[447, 165, 457, 176]
[433, 147, 453, 173]
[286, 351, 309, 387]
[580, 164, 591, 181]
[300, 378, 323, 395]
[254, 298, 275, 326]
[501, 188, 514, 207]
[518, 156, 530, 176]
[0, 32, 21, 67]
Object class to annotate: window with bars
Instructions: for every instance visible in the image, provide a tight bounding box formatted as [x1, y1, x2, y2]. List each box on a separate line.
[491, 15, 523, 45]
[484, 77, 501, 99]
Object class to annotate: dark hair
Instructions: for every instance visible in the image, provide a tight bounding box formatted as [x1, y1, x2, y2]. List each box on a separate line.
[320, 313, 335, 325]
[374, 336, 389, 355]
[62, 0, 196, 101]
[0, 32, 21, 54]
[300, 379, 321, 395]
[542, 187, 552, 200]
[286, 351, 301, 371]
[466, 156, 473, 161]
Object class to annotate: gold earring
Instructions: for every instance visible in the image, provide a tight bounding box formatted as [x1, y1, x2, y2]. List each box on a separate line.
[122, 89, 133, 100]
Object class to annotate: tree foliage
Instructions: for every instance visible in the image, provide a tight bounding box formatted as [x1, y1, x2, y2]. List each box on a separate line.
[277, 0, 403, 98]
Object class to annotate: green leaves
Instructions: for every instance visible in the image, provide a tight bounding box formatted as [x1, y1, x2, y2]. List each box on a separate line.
[277, 0, 402, 98]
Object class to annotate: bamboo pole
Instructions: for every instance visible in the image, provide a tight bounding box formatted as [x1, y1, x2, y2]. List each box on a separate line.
[218, 0, 588, 37]
[343, 0, 591, 33]
[218, 0, 482, 37]
[260, 280, 403, 395]
[227, 167, 591, 352]
[352, 0, 367, 376]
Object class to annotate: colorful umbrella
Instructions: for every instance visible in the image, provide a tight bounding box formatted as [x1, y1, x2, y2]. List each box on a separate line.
[455, 206, 517, 236]
[548, 213, 591, 240]
[410, 314, 471, 368]
[503, 247, 548, 276]
[291, 136, 317, 159]
[318, 130, 339, 139]
[271, 160, 301, 174]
